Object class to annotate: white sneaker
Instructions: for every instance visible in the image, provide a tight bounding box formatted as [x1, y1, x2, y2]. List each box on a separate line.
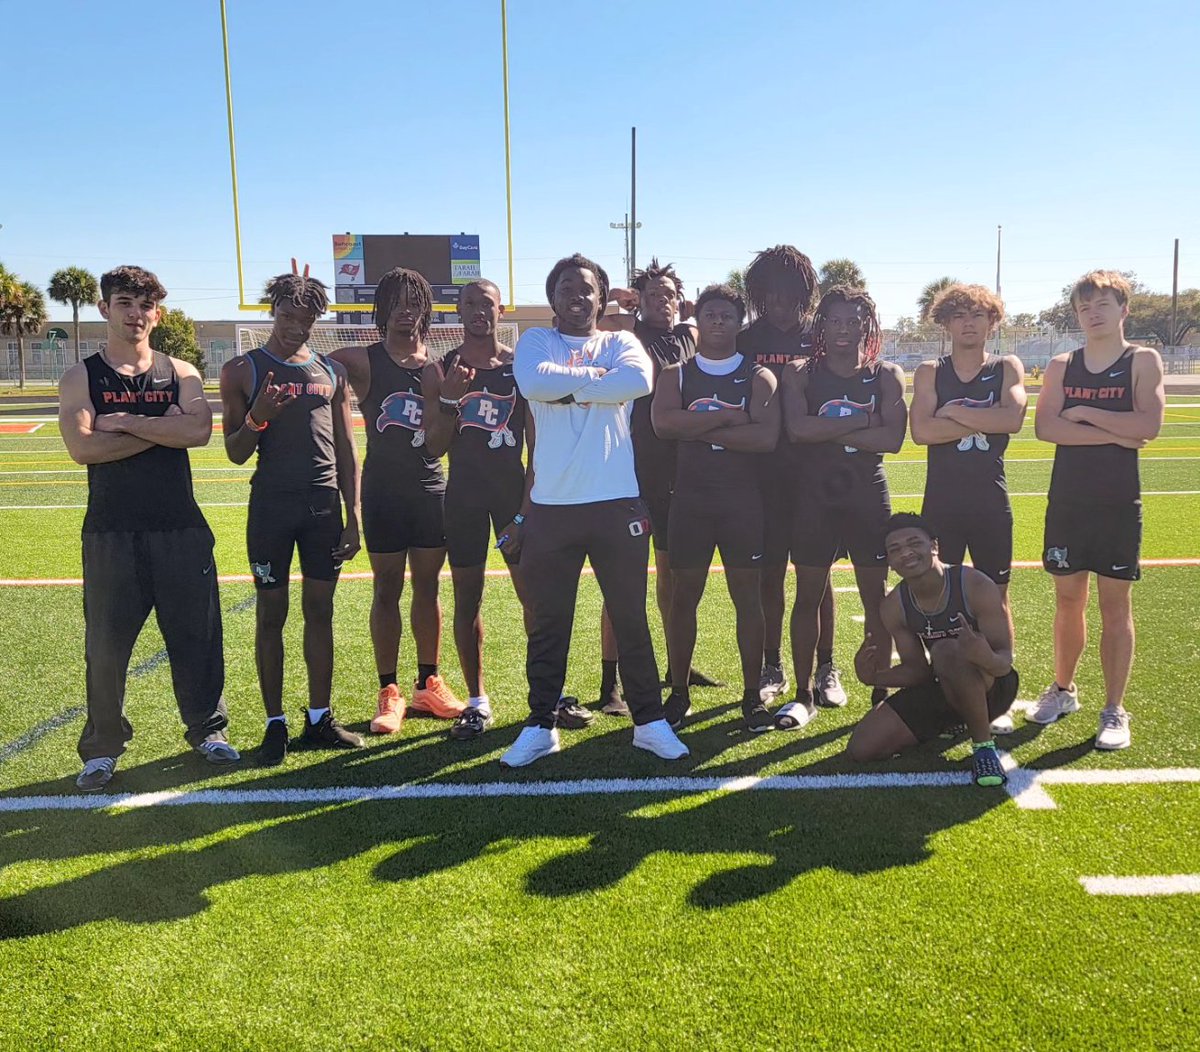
[989, 710, 1016, 735]
[632, 719, 689, 760]
[1095, 708, 1131, 751]
[499, 725, 560, 768]
[814, 662, 848, 708]
[1027, 683, 1080, 724]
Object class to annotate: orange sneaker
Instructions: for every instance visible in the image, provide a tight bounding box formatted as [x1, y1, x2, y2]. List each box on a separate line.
[370, 683, 407, 734]
[410, 674, 466, 719]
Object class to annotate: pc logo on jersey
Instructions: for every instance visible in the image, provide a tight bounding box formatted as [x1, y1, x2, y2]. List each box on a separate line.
[377, 390, 427, 448]
[688, 395, 745, 452]
[945, 394, 994, 451]
[1046, 546, 1070, 569]
[818, 396, 875, 453]
[458, 387, 517, 449]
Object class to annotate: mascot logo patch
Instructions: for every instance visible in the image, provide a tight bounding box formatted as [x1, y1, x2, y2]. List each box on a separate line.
[688, 395, 745, 452]
[945, 393, 994, 451]
[458, 388, 517, 449]
[818, 396, 875, 453]
[377, 390, 426, 448]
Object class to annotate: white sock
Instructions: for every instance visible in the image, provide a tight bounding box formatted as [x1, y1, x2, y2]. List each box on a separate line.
[266, 715, 287, 727]
[468, 695, 491, 711]
[307, 707, 330, 725]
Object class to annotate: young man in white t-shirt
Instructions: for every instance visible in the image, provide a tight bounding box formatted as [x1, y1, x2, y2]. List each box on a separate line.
[504, 253, 689, 767]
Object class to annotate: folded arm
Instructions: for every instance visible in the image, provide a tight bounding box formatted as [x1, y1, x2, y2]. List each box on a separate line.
[58, 363, 153, 465]
[651, 364, 749, 439]
[937, 356, 1028, 434]
[702, 368, 780, 452]
[96, 362, 213, 448]
[513, 329, 601, 402]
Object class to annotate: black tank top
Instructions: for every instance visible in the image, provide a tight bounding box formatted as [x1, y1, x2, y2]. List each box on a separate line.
[359, 342, 444, 493]
[925, 355, 1009, 502]
[674, 354, 760, 495]
[247, 347, 338, 493]
[802, 360, 888, 497]
[83, 352, 206, 533]
[898, 564, 976, 651]
[442, 349, 524, 505]
[736, 319, 814, 380]
[631, 321, 696, 496]
[1049, 347, 1139, 505]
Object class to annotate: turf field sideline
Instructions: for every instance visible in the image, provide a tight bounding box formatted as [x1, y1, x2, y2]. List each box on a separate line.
[1, 404, 1198, 1049]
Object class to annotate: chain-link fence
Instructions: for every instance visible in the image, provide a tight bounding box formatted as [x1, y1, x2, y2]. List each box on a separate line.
[2, 338, 238, 385]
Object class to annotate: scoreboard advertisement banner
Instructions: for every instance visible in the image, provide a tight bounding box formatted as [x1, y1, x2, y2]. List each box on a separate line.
[332, 233, 480, 324]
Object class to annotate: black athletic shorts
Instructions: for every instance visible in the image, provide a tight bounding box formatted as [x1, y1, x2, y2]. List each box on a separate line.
[445, 495, 523, 568]
[760, 475, 800, 565]
[923, 497, 1014, 585]
[362, 480, 445, 554]
[247, 486, 343, 589]
[886, 668, 1020, 744]
[1043, 499, 1141, 581]
[668, 487, 764, 571]
[792, 492, 890, 570]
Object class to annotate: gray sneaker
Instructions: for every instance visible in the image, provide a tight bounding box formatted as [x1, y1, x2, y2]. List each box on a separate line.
[1027, 683, 1080, 724]
[758, 663, 789, 703]
[195, 739, 241, 765]
[814, 662, 848, 708]
[76, 756, 117, 792]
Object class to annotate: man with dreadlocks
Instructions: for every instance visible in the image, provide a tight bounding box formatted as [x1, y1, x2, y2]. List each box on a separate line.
[329, 268, 464, 737]
[778, 285, 907, 730]
[736, 245, 844, 710]
[596, 258, 720, 715]
[221, 268, 362, 765]
[504, 252, 687, 767]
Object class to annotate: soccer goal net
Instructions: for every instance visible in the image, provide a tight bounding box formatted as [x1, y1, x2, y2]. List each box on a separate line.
[236, 322, 519, 362]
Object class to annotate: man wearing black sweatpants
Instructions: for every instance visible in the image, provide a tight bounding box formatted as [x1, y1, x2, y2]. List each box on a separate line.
[59, 265, 236, 791]
[504, 253, 688, 767]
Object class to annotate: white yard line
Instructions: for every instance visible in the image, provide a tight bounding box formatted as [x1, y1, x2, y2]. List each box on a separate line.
[1079, 875, 1200, 896]
[1, 766, 1197, 814]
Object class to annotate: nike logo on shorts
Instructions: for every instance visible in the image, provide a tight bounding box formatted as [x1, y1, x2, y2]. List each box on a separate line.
[202, 559, 214, 575]
[998, 568, 1011, 577]
[1112, 564, 1130, 571]
[751, 553, 763, 561]
[875, 553, 887, 560]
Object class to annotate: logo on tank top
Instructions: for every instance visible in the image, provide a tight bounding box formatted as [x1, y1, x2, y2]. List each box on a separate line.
[944, 393, 994, 451]
[688, 396, 746, 453]
[818, 396, 875, 453]
[377, 390, 426, 447]
[457, 388, 517, 449]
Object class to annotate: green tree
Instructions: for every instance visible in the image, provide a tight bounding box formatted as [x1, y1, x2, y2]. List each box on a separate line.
[0, 280, 49, 390]
[150, 307, 206, 374]
[726, 268, 747, 303]
[1007, 312, 1038, 329]
[1127, 290, 1200, 347]
[917, 277, 961, 323]
[819, 258, 867, 294]
[47, 266, 100, 364]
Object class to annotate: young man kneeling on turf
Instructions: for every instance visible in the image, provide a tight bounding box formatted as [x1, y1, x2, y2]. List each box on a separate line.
[846, 513, 1018, 787]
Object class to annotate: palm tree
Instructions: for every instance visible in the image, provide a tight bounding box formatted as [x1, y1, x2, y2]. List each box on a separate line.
[0, 281, 49, 390]
[819, 258, 867, 294]
[727, 267, 747, 303]
[48, 266, 99, 364]
[918, 276, 961, 352]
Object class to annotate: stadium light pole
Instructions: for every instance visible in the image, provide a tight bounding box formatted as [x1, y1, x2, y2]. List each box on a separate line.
[630, 127, 637, 278]
[609, 215, 642, 286]
[1170, 238, 1180, 350]
[500, 0, 516, 309]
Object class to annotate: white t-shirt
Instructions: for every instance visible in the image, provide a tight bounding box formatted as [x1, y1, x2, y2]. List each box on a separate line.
[513, 327, 653, 505]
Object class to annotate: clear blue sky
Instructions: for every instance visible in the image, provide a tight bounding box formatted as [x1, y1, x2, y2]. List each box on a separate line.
[5, 0, 1197, 326]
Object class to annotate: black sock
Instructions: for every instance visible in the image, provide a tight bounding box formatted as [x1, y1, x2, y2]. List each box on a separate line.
[765, 649, 781, 667]
[742, 689, 760, 706]
[795, 686, 814, 704]
[816, 648, 833, 667]
[417, 664, 438, 690]
[600, 659, 618, 696]
[379, 672, 397, 690]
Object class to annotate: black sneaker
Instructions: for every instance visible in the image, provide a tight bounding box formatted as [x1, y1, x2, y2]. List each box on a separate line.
[298, 711, 364, 750]
[973, 744, 1008, 788]
[258, 720, 289, 767]
[741, 697, 774, 733]
[664, 691, 692, 730]
[554, 696, 595, 730]
[600, 689, 630, 717]
[451, 706, 494, 741]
